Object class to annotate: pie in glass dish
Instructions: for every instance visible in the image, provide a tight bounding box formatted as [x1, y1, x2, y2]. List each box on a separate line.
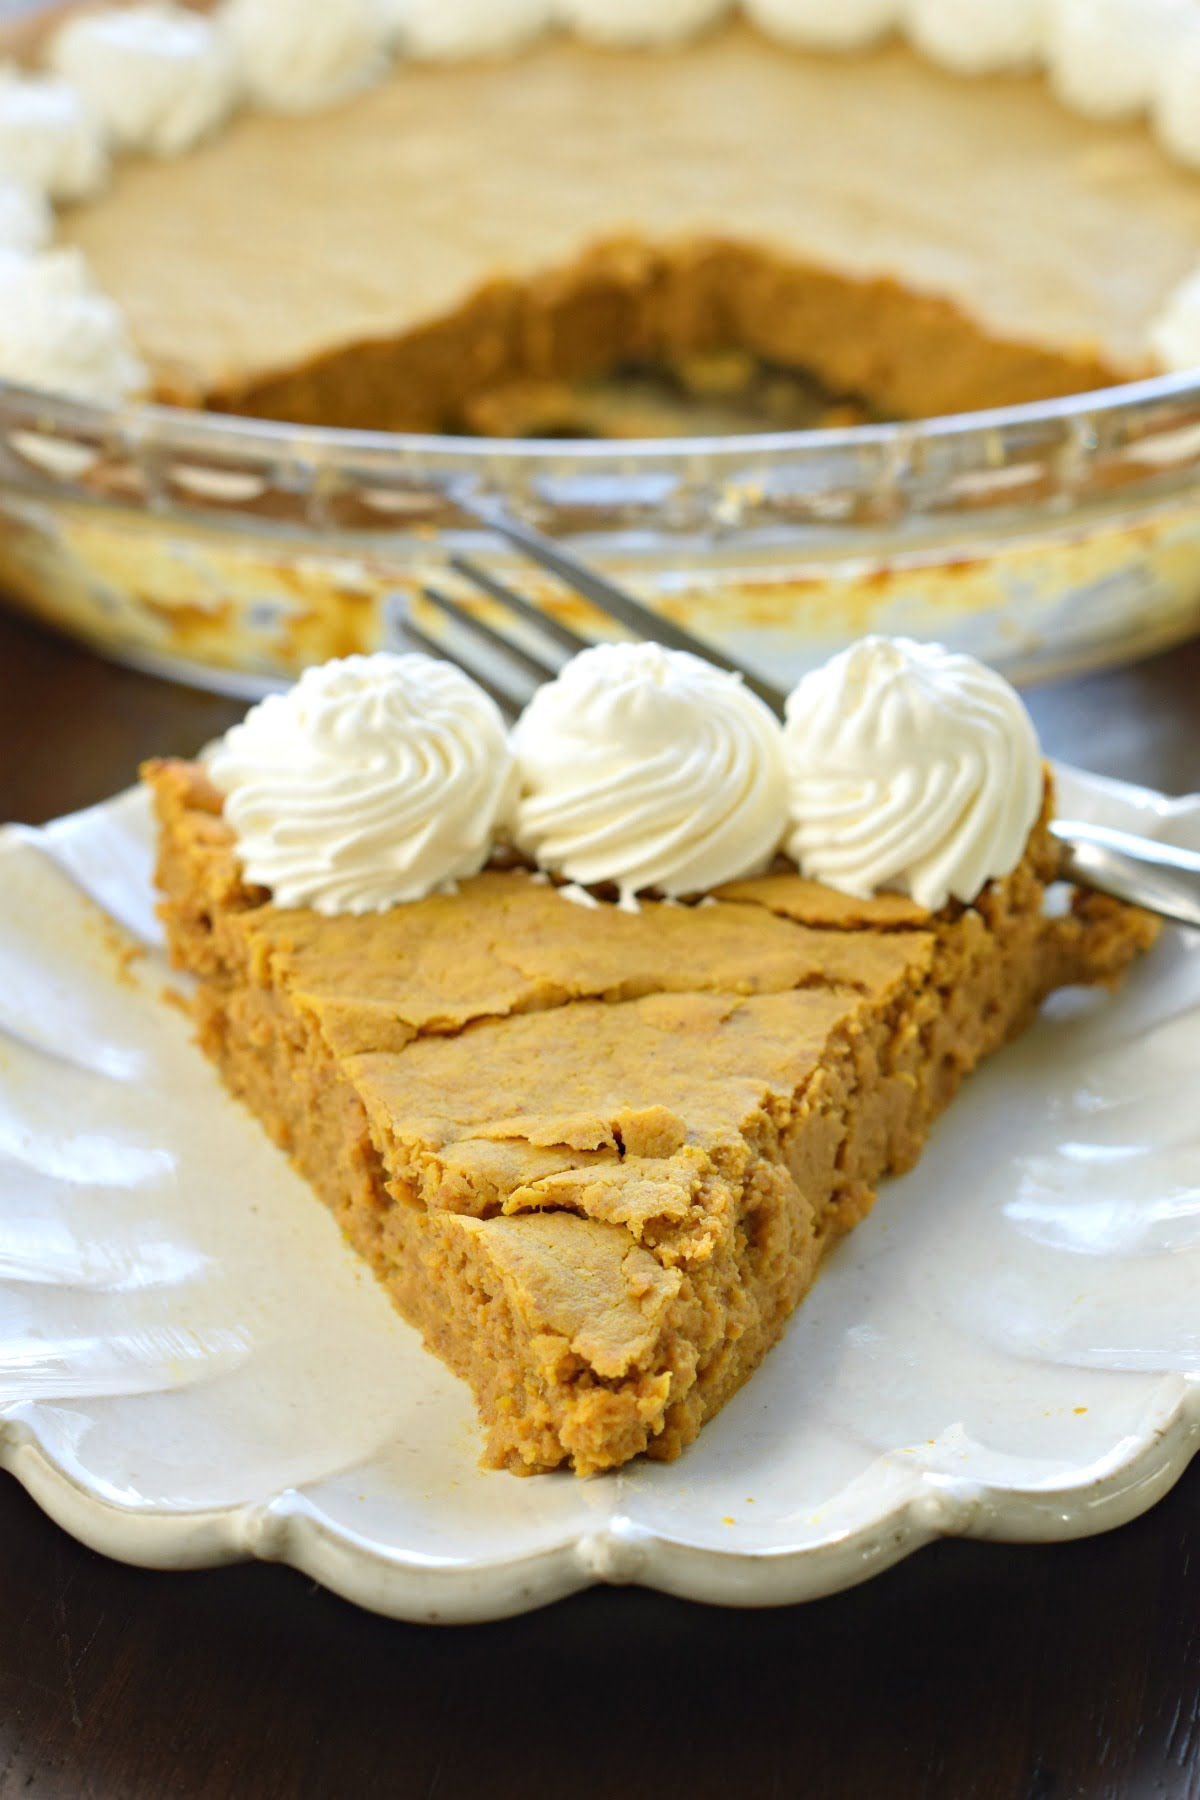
[4, 2, 1200, 425]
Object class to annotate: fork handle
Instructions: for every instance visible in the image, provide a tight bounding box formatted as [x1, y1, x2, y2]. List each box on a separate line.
[1051, 819, 1200, 930]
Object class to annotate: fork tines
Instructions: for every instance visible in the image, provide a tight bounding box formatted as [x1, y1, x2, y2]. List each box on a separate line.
[401, 500, 790, 722]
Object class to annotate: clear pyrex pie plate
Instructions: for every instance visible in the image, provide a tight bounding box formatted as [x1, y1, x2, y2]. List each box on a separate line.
[2, 369, 1200, 697]
[0, 764, 1196, 1624]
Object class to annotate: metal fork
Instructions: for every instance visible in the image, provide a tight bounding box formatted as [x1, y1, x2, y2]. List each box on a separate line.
[403, 496, 1200, 931]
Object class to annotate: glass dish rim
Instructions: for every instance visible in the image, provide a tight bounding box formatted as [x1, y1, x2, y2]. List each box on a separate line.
[3, 367, 1200, 472]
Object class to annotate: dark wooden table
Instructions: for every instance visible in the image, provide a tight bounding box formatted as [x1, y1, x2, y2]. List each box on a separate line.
[0, 605, 1197, 1800]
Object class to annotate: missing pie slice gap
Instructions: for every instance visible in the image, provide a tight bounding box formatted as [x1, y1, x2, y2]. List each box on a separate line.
[62, 27, 1200, 435]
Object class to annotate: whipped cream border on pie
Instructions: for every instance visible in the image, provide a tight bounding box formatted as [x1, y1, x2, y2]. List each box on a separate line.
[3, 0, 1200, 407]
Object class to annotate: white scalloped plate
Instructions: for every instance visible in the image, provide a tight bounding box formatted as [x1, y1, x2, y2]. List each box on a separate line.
[0, 767, 1197, 1623]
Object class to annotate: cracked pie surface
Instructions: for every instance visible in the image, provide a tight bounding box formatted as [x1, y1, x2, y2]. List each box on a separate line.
[144, 756, 1155, 1475]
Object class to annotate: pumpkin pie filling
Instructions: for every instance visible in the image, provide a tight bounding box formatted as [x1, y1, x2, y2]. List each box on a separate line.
[59, 27, 1200, 432]
[145, 755, 1156, 1475]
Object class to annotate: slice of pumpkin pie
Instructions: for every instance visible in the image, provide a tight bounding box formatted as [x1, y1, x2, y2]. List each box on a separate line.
[143, 641, 1156, 1474]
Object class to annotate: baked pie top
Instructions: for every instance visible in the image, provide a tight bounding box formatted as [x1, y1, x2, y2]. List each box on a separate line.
[5, 4, 1200, 428]
[59, 28, 1200, 425]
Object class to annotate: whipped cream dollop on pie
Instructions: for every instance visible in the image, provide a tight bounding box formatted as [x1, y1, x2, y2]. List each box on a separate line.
[50, 4, 237, 158]
[0, 176, 51, 252]
[207, 652, 517, 913]
[1046, 0, 1194, 122]
[0, 61, 108, 201]
[1149, 262, 1200, 368]
[1155, 28, 1200, 169]
[904, 0, 1045, 76]
[220, 0, 390, 114]
[559, 0, 734, 49]
[385, 0, 553, 60]
[783, 636, 1043, 912]
[511, 641, 788, 905]
[0, 247, 146, 401]
[743, 0, 898, 52]
[205, 634, 1049, 918]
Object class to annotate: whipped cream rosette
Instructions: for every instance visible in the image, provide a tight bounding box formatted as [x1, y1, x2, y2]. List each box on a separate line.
[0, 248, 147, 402]
[783, 636, 1043, 911]
[208, 653, 517, 913]
[386, 0, 553, 59]
[743, 0, 898, 51]
[0, 61, 108, 202]
[0, 178, 51, 252]
[511, 641, 789, 905]
[559, 0, 732, 48]
[1150, 264, 1200, 368]
[1154, 27, 1200, 169]
[903, 0, 1045, 76]
[219, 0, 391, 114]
[50, 5, 238, 158]
[1046, 0, 1196, 121]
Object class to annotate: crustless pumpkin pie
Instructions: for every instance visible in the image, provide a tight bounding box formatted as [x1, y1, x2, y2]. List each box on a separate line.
[144, 755, 1156, 1476]
[55, 24, 1200, 433]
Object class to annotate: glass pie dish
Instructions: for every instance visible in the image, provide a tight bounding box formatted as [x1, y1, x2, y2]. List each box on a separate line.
[1, 366, 1200, 698]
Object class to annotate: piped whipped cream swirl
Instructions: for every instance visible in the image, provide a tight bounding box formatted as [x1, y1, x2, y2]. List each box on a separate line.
[511, 642, 788, 904]
[903, 0, 1046, 76]
[0, 249, 147, 402]
[558, 0, 732, 49]
[219, 0, 391, 114]
[1153, 29, 1200, 169]
[207, 653, 517, 914]
[0, 178, 51, 252]
[0, 62, 108, 202]
[783, 637, 1042, 912]
[743, 0, 898, 52]
[1149, 263, 1200, 368]
[386, 0, 553, 59]
[50, 5, 238, 158]
[1046, 0, 1196, 120]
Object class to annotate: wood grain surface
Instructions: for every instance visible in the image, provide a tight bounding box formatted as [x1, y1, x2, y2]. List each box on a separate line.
[0, 603, 1197, 1800]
